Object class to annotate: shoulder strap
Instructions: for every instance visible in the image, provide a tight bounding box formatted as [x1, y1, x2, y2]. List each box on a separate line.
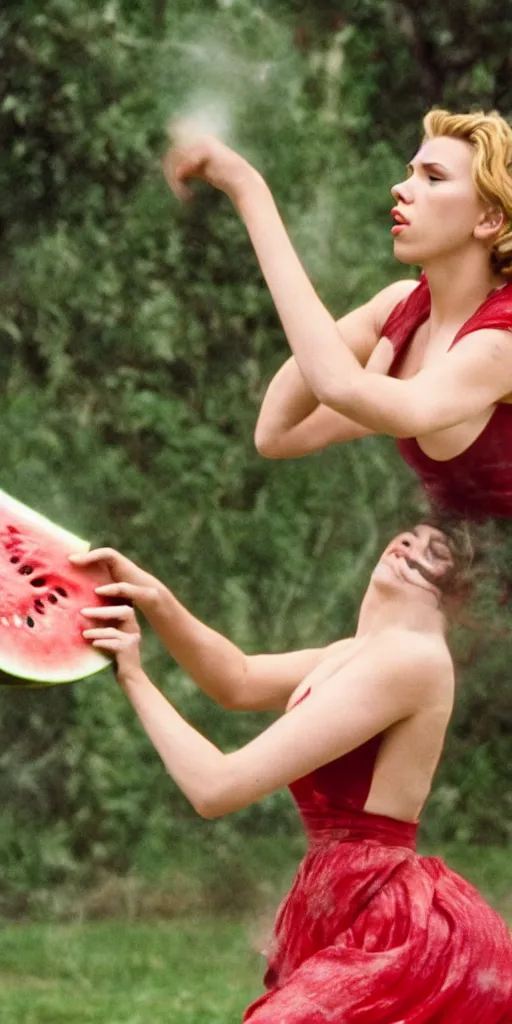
[380, 274, 430, 357]
[451, 282, 512, 348]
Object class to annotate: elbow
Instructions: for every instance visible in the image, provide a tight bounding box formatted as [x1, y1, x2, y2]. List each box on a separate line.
[218, 691, 243, 711]
[194, 799, 223, 820]
[254, 423, 285, 459]
[193, 788, 232, 820]
[192, 762, 240, 819]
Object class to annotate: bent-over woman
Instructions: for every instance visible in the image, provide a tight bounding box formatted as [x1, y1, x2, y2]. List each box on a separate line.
[71, 523, 512, 1022]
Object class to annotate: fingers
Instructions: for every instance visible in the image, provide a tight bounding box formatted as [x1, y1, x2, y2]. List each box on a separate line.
[82, 605, 140, 639]
[162, 148, 193, 200]
[81, 604, 135, 622]
[69, 547, 118, 566]
[88, 632, 141, 654]
[94, 581, 159, 606]
[83, 626, 139, 641]
[162, 140, 210, 199]
[91, 639, 134, 653]
[82, 606, 141, 643]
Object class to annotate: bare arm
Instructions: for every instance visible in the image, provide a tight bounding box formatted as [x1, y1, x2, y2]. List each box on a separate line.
[162, 138, 422, 449]
[103, 625, 449, 819]
[231, 177, 512, 437]
[71, 548, 341, 711]
[142, 584, 337, 711]
[310, 327, 512, 437]
[255, 282, 413, 458]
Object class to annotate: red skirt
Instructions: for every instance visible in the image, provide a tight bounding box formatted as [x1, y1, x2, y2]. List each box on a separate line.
[243, 837, 512, 1023]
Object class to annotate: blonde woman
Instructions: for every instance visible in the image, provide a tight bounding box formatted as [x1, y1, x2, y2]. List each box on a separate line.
[165, 110, 512, 519]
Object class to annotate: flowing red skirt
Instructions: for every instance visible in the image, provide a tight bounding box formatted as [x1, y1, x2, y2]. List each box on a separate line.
[243, 837, 512, 1023]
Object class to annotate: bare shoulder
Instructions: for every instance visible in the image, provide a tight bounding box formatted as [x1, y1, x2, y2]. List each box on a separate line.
[334, 278, 420, 365]
[377, 627, 454, 698]
[322, 628, 453, 690]
[367, 278, 419, 333]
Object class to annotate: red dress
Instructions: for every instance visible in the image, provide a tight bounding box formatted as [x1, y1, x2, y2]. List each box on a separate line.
[383, 276, 512, 518]
[243, 697, 512, 1023]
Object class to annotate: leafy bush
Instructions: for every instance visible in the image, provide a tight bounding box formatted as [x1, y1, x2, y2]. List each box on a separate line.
[0, 0, 511, 909]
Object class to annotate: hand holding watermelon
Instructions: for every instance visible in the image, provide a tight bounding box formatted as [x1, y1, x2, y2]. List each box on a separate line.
[81, 602, 143, 681]
[69, 548, 162, 614]
[0, 490, 126, 686]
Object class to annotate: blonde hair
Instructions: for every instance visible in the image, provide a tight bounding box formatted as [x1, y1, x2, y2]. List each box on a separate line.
[423, 108, 512, 278]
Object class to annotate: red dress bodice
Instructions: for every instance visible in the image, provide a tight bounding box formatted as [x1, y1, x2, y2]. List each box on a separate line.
[244, 688, 512, 1022]
[289, 695, 417, 849]
[383, 275, 512, 518]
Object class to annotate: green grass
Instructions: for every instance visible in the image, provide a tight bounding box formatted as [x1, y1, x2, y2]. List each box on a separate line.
[0, 841, 509, 1024]
[0, 918, 262, 1024]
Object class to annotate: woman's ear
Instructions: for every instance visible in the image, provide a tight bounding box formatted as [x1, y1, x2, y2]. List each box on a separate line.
[474, 206, 506, 242]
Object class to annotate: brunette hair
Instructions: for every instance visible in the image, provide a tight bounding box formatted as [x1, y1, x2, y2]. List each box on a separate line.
[420, 511, 474, 604]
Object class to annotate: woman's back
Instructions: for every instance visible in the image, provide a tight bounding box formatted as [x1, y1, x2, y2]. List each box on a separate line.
[286, 630, 453, 829]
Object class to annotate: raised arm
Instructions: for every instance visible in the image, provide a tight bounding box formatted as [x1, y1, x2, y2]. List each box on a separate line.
[228, 176, 512, 436]
[165, 137, 455, 444]
[70, 547, 335, 711]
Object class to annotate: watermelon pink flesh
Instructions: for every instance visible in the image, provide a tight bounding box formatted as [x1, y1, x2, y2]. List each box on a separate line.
[0, 490, 112, 685]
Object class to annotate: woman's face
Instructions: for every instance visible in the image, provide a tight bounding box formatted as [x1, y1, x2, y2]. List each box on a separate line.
[375, 524, 455, 597]
[390, 136, 487, 267]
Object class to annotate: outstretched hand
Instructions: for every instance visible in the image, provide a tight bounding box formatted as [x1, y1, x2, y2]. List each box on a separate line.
[81, 603, 142, 681]
[69, 547, 161, 614]
[162, 120, 258, 203]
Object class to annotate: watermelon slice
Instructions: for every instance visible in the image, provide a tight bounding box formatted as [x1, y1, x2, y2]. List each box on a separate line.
[0, 489, 112, 686]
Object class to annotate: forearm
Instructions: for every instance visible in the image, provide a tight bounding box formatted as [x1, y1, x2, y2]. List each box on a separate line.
[119, 668, 229, 817]
[143, 585, 248, 709]
[233, 179, 422, 437]
[255, 357, 319, 454]
[234, 174, 364, 403]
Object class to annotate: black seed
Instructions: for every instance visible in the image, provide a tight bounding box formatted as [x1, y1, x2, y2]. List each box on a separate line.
[10, 556, 20, 564]
[30, 577, 46, 588]
[34, 600, 45, 614]
[26, 616, 35, 627]
[19, 565, 33, 575]
[48, 594, 58, 604]
[55, 587, 68, 598]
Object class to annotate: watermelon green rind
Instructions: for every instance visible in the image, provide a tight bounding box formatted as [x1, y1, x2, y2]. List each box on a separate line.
[0, 646, 110, 684]
[0, 489, 90, 553]
[0, 490, 112, 685]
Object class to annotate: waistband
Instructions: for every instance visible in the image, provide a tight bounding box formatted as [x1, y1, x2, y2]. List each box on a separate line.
[303, 809, 418, 852]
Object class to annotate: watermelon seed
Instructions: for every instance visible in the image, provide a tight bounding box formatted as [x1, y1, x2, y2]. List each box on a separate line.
[48, 594, 58, 604]
[13, 615, 22, 627]
[10, 556, 20, 564]
[56, 587, 68, 598]
[34, 599, 45, 614]
[19, 565, 33, 575]
[1, 617, 8, 627]
[30, 577, 46, 588]
[26, 617, 35, 628]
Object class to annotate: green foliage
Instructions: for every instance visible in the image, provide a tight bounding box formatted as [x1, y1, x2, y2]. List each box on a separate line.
[0, 0, 511, 910]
